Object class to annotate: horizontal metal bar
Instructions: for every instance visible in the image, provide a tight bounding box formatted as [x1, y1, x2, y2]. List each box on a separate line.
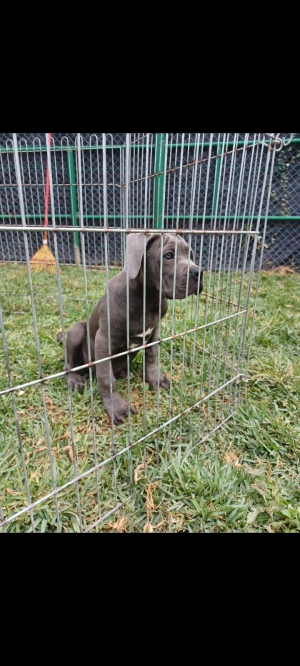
[0, 289, 240, 311]
[0, 138, 299, 154]
[0, 261, 122, 273]
[1, 214, 300, 222]
[0, 225, 261, 235]
[0, 310, 247, 397]
[0, 183, 119, 189]
[0, 374, 241, 530]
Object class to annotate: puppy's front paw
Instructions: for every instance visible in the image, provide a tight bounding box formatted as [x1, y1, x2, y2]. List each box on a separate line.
[146, 367, 170, 392]
[67, 373, 86, 393]
[103, 394, 138, 425]
[158, 373, 170, 391]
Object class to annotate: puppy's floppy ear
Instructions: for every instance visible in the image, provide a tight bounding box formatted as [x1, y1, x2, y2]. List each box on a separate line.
[125, 233, 161, 280]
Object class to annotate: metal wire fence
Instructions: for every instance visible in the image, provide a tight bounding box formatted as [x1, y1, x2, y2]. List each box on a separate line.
[1, 133, 299, 269]
[0, 133, 294, 532]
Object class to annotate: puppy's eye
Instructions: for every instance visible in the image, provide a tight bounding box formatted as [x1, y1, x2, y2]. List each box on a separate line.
[164, 252, 174, 260]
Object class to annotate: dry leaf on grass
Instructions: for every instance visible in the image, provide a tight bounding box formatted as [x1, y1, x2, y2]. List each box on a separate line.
[224, 450, 243, 469]
[134, 463, 147, 485]
[30, 473, 40, 482]
[46, 396, 55, 411]
[143, 522, 154, 533]
[107, 516, 129, 533]
[52, 433, 70, 444]
[63, 445, 74, 463]
[146, 483, 158, 516]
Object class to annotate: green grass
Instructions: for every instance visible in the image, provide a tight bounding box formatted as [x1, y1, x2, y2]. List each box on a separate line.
[0, 264, 299, 532]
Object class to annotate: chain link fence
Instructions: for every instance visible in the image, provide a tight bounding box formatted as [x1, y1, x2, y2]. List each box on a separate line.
[1, 133, 299, 269]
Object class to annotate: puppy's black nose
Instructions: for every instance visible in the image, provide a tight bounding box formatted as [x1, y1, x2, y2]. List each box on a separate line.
[190, 268, 199, 279]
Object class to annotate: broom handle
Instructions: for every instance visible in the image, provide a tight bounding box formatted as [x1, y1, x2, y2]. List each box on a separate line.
[43, 133, 52, 243]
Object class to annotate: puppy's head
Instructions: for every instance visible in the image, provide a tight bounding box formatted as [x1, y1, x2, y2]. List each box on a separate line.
[126, 233, 203, 299]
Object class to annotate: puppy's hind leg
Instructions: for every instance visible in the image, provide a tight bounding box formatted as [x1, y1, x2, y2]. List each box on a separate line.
[65, 322, 88, 393]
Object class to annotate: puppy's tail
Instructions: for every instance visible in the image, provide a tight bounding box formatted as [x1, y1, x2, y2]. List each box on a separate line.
[57, 331, 63, 345]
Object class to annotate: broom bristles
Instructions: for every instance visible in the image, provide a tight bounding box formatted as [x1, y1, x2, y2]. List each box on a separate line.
[30, 243, 56, 274]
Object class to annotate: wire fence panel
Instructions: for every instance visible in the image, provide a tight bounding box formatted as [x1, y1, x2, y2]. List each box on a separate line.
[1, 132, 300, 268]
[0, 133, 293, 532]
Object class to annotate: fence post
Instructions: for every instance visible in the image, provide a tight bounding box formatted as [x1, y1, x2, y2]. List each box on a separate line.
[154, 133, 167, 229]
[68, 149, 81, 266]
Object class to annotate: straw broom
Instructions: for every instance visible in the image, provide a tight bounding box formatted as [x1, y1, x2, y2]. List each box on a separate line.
[30, 133, 56, 274]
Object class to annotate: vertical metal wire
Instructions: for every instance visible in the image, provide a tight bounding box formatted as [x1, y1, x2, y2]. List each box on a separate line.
[0, 300, 35, 532]
[133, 133, 137, 226]
[17, 141, 31, 260]
[32, 139, 47, 261]
[229, 139, 264, 405]
[212, 134, 240, 425]
[109, 134, 117, 263]
[222, 135, 249, 413]
[91, 134, 99, 266]
[220, 137, 259, 417]
[230, 138, 267, 409]
[188, 132, 206, 440]
[142, 135, 150, 451]
[88, 136, 95, 267]
[167, 135, 185, 461]
[154, 134, 168, 463]
[244, 142, 276, 377]
[210, 133, 232, 425]
[61, 136, 73, 264]
[165, 134, 173, 234]
[171, 134, 180, 232]
[4, 140, 23, 262]
[205, 134, 231, 431]
[76, 133, 101, 520]
[125, 134, 134, 484]
[196, 134, 214, 443]
[215, 135, 248, 423]
[0, 500, 6, 533]
[179, 134, 200, 445]
[13, 133, 62, 531]
[232, 137, 258, 300]
[102, 132, 118, 503]
[46, 132, 83, 531]
[21, 140, 35, 260]
[0, 150, 8, 261]
[139, 135, 145, 230]
[229, 137, 262, 410]
[95, 136, 104, 266]
[219, 136, 240, 417]
[58, 137, 71, 264]
[154, 139, 164, 462]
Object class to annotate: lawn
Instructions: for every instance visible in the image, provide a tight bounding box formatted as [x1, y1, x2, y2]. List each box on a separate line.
[0, 264, 299, 532]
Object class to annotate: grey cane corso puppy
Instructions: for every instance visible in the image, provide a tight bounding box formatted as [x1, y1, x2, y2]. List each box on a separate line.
[58, 233, 203, 425]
